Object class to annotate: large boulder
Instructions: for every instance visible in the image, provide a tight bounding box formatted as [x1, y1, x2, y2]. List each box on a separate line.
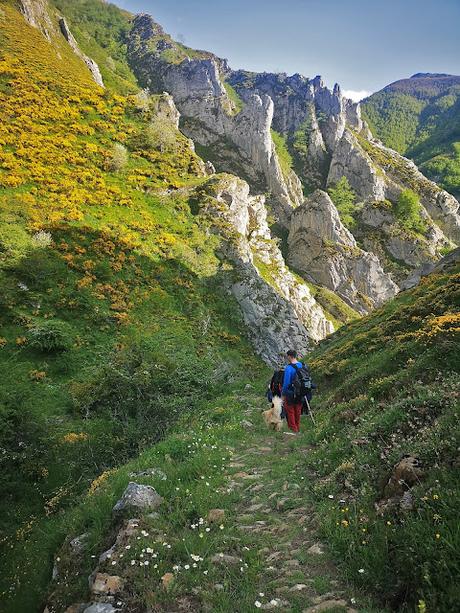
[112, 482, 163, 516]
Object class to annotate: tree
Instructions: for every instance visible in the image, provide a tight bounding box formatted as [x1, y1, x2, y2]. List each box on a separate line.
[328, 176, 357, 228]
[395, 189, 424, 231]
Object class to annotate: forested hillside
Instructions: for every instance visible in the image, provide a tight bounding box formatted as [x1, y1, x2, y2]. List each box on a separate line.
[362, 73, 460, 199]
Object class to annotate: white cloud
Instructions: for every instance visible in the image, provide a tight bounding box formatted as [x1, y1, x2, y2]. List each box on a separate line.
[342, 89, 372, 102]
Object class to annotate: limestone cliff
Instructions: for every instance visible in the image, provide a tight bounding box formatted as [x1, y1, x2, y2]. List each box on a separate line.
[127, 14, 302, 227]
[193, 175, 334, 363]
[288, 190, 398, 313]
[126, 14, 460, 312]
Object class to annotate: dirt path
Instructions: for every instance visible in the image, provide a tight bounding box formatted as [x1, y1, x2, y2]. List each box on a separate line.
[219, 419, 364, 612]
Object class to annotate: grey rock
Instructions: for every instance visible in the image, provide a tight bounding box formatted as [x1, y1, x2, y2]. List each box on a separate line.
[128, 467, 167, 480]
[289, 190, 398, 312]
[58, 18, 104, 87]
[112, 482, 163, 515]
[69, 533, 89, 554]
[83, 605, 118, 613]
[19, 0, 54, 40]
[307, 542, 325, 555]
[210, 553, 241, 565]
[197, 175, 333, 364]
[400, 490, 415, 512]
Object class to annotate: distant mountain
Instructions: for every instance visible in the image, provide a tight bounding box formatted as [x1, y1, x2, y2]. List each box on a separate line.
[362, 73, 460, 198]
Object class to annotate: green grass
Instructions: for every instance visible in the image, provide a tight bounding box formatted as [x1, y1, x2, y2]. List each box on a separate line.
[223, 81, 244, 115]
[271, 129, 294, 180]
[305, 265, 460, 611]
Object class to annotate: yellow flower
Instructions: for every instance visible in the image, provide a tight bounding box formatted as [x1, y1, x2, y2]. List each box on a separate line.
[61, 432, 89, 444]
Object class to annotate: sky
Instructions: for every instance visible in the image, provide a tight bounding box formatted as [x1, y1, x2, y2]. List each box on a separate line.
[113, 0, 460, 100]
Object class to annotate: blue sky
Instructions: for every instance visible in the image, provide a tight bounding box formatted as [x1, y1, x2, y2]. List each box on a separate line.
[113, 0, 460, 100]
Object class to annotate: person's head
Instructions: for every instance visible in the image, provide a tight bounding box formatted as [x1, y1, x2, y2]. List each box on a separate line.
[286, 349, 298, 364]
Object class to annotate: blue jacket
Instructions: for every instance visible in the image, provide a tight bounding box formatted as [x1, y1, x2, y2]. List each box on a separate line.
[282, 361, 303, 397]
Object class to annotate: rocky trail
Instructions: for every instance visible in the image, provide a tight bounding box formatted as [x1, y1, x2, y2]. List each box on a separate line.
[216, 422, 372, 613]
[50, 397, 387, 613]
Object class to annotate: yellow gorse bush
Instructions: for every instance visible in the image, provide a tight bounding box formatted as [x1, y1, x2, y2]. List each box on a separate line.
[61, 432, 89, 444]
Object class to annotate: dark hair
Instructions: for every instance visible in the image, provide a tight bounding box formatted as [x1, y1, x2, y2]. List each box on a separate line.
[286, 349, 297, 358]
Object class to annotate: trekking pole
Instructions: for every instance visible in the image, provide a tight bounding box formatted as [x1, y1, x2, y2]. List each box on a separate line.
[304, 396, 316, 426]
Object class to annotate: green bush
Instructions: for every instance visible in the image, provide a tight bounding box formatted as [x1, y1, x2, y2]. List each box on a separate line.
[27, 319, 74, 352]
[394, 188, 426, 232]
[328, 176, 358, 229]
[129, 119, 178, 153]
[0, 223, 34, 269]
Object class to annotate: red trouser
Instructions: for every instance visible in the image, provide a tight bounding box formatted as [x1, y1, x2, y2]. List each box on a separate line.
[285, 400, 302, 432]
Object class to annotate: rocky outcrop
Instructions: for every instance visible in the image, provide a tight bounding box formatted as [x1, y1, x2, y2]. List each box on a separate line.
[195, 175, 334, 364]
[288, 190, 398, 313]
[327, 129, 460, 245]
[127, 14, 301, 227]
[19, 1, 104, 87]
[112, 482, 163, 516]
[59, 18, 104, 87]
[126, 9, 459, 320]
[327, 130, 387, 201]
[229, 69, 460, 254]
[19, 0, 54, 40]
[400, 247, 460, 290]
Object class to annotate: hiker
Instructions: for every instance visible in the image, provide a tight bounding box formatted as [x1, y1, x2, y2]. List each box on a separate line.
[281, 349, 313, 433]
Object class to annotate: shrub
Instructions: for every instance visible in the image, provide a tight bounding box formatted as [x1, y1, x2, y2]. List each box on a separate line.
[26, 319, 74, 352]
[395, 188, 425, 232]
[132, 89, 151, 113]
[106, 143, 128, 172]
[0, 223, 34, 268]
[129, 119, 178, 153]
[328, 176, 357, 228]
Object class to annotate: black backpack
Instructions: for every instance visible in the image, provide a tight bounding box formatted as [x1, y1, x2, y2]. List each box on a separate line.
[270, 369, 285, 396]
[266, 368, 285, 402]
[291, 363, 312, 400]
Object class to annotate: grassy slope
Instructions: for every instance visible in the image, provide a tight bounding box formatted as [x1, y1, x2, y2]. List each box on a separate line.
[307, 263, 460, 611]
[50, 0, 138, 93]
[0, 4, 259, 609]
[33, 263, 459, 613]
[362, 76, 460, 199]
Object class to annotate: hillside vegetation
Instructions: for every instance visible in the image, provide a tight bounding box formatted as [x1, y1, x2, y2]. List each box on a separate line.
[0, 4, 258, 609]
[18, 259, 460, 613]
[362, 74, 460, 199]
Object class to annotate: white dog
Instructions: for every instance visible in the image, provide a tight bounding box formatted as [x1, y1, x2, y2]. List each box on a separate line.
[262, 396, 283, 431]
